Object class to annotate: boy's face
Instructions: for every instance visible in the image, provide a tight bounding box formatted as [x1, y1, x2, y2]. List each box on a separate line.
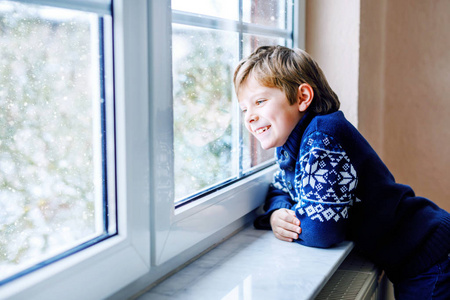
[237, 74, 304, 150]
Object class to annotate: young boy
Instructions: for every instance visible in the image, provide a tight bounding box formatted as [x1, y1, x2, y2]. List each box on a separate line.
[234, 45, 450, 299]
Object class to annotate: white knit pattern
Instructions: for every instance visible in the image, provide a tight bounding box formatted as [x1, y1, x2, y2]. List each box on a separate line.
[294, 132, 357, 222]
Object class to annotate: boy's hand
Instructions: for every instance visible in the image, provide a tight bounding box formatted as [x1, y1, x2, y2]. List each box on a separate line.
[270, 208, 302, 242]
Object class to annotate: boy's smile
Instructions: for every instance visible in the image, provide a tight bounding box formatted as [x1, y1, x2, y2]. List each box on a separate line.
[237, 74, 305, 150]
[254, 125, 271, 134]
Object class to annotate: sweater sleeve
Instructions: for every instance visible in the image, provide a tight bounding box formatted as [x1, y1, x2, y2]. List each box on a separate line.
[253, 169, 297, 230]
[294, 131, 357, 248]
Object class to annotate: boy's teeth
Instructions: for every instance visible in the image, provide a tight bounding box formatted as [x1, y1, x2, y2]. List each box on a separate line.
[256, 126, 269, 134]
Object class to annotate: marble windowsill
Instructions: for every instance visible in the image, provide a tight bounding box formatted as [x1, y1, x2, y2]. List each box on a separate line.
[138, 226, 354, 300]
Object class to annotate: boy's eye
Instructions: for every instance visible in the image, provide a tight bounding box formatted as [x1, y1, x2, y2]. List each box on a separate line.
[241, 108, 247, 114]
[256, 100, 266, 106]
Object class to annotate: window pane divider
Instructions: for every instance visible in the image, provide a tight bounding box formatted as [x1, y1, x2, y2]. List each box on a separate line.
[172, 10, 291, 39]
[8, 0, 111, 15]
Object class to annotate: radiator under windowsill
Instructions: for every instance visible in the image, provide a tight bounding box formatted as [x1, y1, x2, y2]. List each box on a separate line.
[316, 250, 388, 300]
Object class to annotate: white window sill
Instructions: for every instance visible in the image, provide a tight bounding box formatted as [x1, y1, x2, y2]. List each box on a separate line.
[136, 225, 354, 300]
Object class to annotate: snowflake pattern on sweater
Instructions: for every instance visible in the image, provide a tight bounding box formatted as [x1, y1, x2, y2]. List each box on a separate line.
[294, 131, 358, 223]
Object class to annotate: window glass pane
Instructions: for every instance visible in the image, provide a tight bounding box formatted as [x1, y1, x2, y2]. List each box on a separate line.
[0, 1, 109, 281]
[172, 1, 293, 204]
[243, 0, 287, 28]
[242, 34, 288, 58]
[172, 0, 238, 20]
[172, 24, 239, 201]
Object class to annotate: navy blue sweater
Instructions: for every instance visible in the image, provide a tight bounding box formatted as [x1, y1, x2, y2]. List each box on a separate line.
[254, 111, 450, 282]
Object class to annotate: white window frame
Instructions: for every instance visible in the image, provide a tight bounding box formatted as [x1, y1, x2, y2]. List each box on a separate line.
[0, 0, 305, 299]
[0, 1, 150, 299]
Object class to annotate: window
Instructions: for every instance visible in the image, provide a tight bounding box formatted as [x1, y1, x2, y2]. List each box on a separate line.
[0, 1, 150, 299]
[0, 0, 116, 285]
[0, 0, 303, 298]
[150, 0, 300, 266]
[172, 0, 295, 205]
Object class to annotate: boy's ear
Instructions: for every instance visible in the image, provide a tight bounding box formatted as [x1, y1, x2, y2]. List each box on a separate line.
[297, 83, 314, 112]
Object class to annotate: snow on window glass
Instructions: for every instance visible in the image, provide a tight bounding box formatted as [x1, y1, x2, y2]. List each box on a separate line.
[0, 1, 106, 281]
[172, 24, 239, 200]
[243, 0, 287, 28]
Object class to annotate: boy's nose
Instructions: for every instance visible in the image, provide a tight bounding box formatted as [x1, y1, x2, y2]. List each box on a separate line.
[246, 113, 258, 123]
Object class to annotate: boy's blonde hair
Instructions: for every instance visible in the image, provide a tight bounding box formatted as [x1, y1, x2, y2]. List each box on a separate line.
[234, 45, 340, 114]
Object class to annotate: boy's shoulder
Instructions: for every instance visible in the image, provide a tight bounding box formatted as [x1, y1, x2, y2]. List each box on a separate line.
[306, 111, 358, 138]
[302, 111, 375, 162]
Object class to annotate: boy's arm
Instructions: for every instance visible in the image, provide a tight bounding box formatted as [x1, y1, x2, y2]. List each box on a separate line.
[294, 131, 357, 248]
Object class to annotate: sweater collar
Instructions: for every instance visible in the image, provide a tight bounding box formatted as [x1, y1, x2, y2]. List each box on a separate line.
[280, 110, 316, 159]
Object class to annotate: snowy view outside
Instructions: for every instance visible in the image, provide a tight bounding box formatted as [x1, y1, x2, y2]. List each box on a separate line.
[172, 0, 287, 201]
[0, 2, 105, 280]
[172, 24, 239, 199]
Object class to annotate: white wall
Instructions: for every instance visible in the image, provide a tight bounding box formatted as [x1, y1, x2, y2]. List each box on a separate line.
[305, 0, 360, 127]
